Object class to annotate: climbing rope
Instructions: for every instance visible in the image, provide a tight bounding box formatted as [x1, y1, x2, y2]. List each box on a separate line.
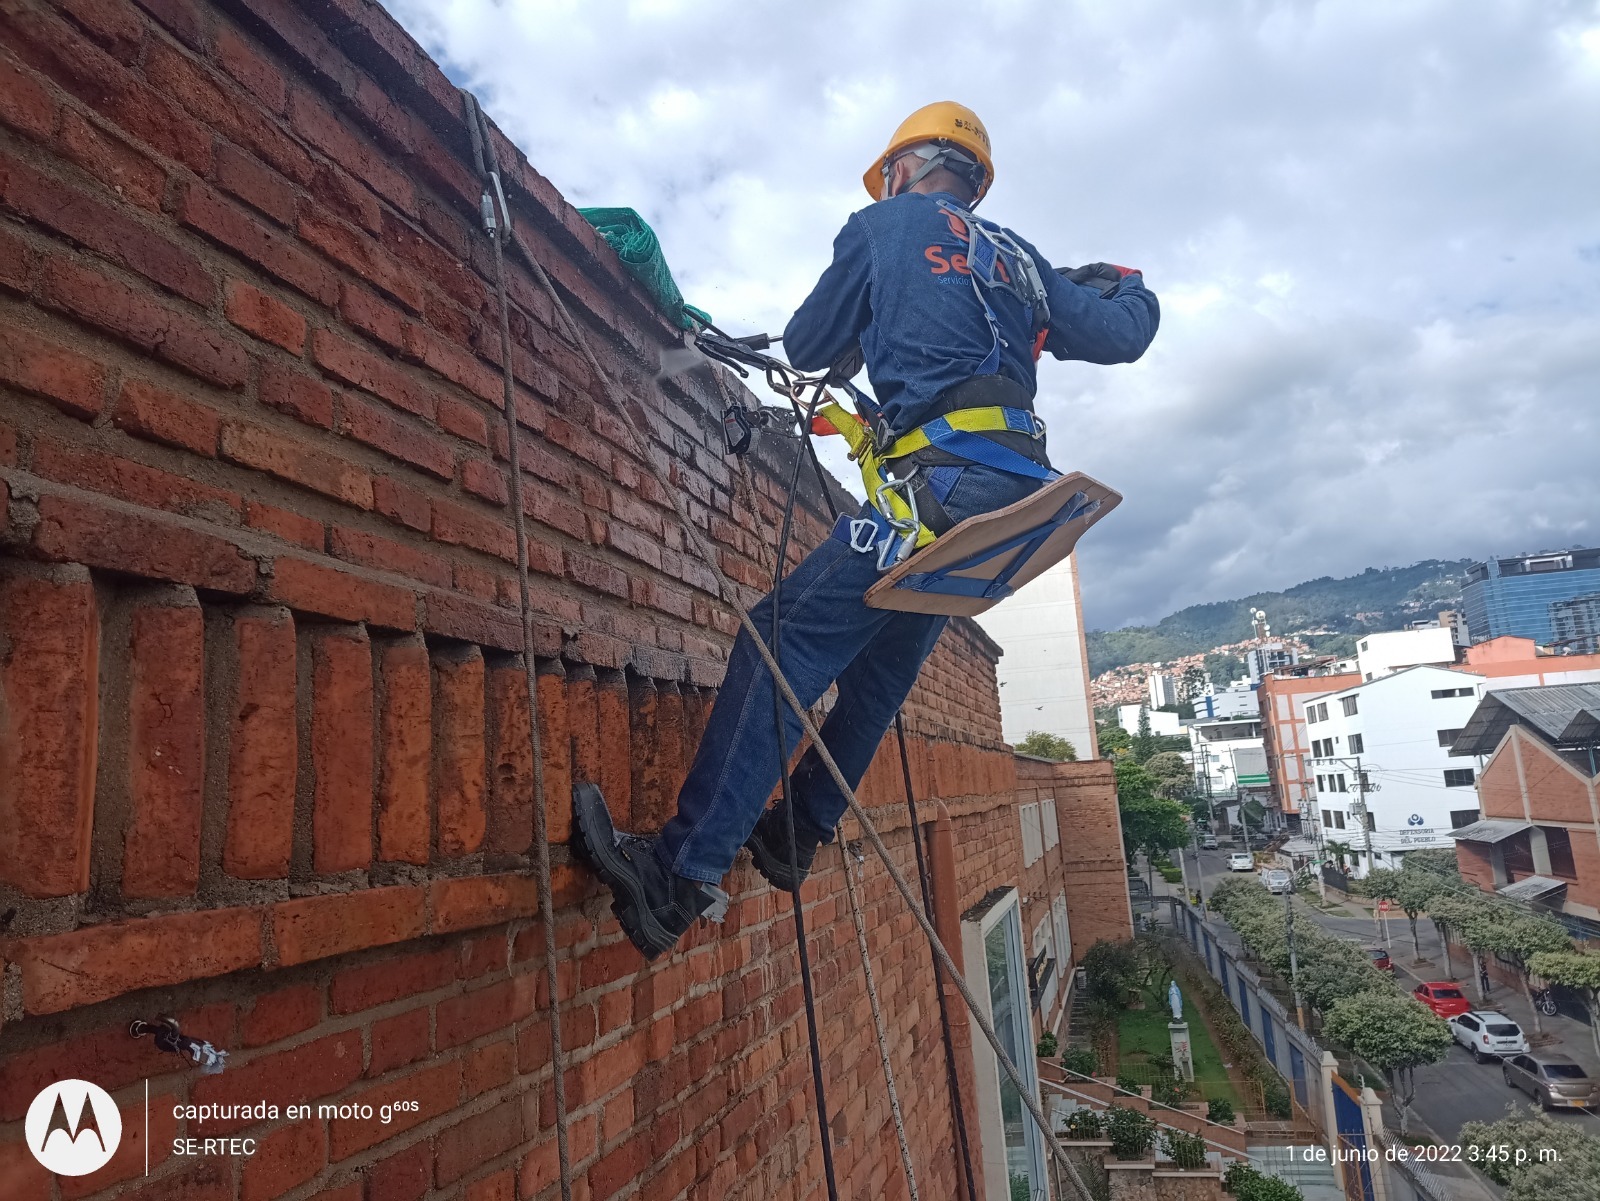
[467, 93, 1095, 1200]
[462, 92, 574, 1201]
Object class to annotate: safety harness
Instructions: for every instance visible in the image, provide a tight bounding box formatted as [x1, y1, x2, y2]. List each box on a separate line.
[815, 197, 1060, 569]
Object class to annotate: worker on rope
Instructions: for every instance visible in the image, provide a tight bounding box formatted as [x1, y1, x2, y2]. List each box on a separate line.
[575, 101, 1160, 959]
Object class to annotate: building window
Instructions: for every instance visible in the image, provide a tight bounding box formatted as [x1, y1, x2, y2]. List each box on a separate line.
[1316, 775, 1326, 792]
[1443, 769, 1476, 788]
[1450, 809, 1479, 829]
[1342, 696, 1359, 716]
[1335, 774, 1348, 793]
[1437, 729, 1464, 748]
[1019, 804, 1043, 866]
[962, 889, 1046, 1197]
[1306, 706, 1319, 725]
[1042, 798, 1059, 852]
[1365, 811, 1376, 832]
[1431, 687, 1475, 699]
[1031, 915, 1057, 1016]
[1322, 811, 1333, 827]
[1313, 702, 1329, 722]
[1348, 733, 1365, 754]
[1333, 811, 1346, 829]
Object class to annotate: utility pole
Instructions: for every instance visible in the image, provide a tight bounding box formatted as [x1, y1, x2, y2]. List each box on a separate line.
[1352, 755, 1374, 878]
[1285, 888, 1306, 1030]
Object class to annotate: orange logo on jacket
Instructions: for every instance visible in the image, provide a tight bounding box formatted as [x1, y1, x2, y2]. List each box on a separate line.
[925, 210, 1009, 280]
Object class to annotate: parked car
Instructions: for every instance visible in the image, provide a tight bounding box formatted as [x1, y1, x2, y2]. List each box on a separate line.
[1201, 835, 1219, 851]
[1503, 1051, 1600, 1109]
[1259, 868, 1293, 895]
[1227, 852, 1254, 872]
[1364, 946, 1392, 973]
[1246, 832, 1271, 850]
[1449, 1011, 1529, 1062]
[1412, 981, 1473, 1019]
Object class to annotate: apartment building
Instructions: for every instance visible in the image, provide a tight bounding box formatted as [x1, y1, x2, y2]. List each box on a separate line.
[1463, 548, 1600, 646]
[1257, 666, 1362, 826]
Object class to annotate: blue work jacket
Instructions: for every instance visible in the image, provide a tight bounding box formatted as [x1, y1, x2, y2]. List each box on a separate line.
[783, 191, 1160, 439]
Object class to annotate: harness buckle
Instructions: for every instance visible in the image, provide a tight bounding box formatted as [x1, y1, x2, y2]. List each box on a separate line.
[1031, 413, 1047, 440]
[847, 517, 879, 554]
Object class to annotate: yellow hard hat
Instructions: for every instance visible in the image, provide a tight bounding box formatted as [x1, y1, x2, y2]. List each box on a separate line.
[863, 101, 994, 203]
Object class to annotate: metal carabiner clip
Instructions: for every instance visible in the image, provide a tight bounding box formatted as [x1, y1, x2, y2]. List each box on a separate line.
[873, 476, 922, 571]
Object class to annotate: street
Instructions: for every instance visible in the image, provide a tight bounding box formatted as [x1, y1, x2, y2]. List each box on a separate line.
[1177, 843, 1600, 1143]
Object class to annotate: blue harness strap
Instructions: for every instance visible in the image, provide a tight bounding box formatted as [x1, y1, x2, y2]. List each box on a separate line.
[890, 491, 1102, 601]
[917, 416, 1058, 481]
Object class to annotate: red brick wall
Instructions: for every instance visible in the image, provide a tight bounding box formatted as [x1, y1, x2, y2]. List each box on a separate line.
[0, 3, 1128, 1200]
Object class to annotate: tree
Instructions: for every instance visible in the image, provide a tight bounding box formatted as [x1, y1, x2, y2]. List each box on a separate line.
[1401, 847, 1462, 883]
[1143, 751, 1192, 799]
[1132, 704, 1158, 763]
[1179, 664, 1208, 704]
[1461, 1109, 1600, 1200]
[1323, 992, 1452, 1136]
[1081, 939, 1142, 1009]
[1528, 951, 1600, 1060]
[1098, 720, 1132, 757]
[1324, 840, 1356, 874]
[1115, 758, 1190, 871]
[1014, 730, 1077, 761]
[1490, 911, 1573, 1038]
[1360, 866, 1450, 962]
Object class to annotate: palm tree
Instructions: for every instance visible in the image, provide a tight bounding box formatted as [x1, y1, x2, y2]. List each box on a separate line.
[1325, 840, 1355, 874]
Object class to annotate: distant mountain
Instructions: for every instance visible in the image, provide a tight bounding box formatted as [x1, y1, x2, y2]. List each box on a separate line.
[1086, 560, 1472, 677]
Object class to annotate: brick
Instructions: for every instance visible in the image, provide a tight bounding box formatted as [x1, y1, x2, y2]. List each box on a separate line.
[373, 474, 431, 531]
[191, 1030, 363, 1133]
[311, 161, 383, 235]
[224, 607, 297, 879]
[434, 646, 487, 857]
[435, 1099, 523, 1186]
[430, 874, 539, 935]
[313, 328, 433, 418]
[0, 223, 34, 293]
[240, 983, 324, 1048]
[123, 592, 206, 897]
[217, 26, 286, 113]
[178, 182, 337, 306]
[11, 906, 262, 1014]
[58, 107, 165, 212]
[0, 147, 211, 302]
[424, 591, 527, 653]
[56, 0, 144, 59]
[241, 1121, 325, 1201]
[309, 625, 374, 873]
[403, 322, 503, 406]
[41, 257, 248, 388]
[270, 887, 426, 968]
[114, 378, 221, 456]
[375, 636, 429, 865]
[266, 556, 417, 629]
[368, 1006, 430, 1077]
[0, 568, 98, 898]
[299, 207, 423, 313]
[433, 497, 515, 562]
[226, 278, 306, 352]
[216, 140, 297, 227]
[0, 57, 56, 142]
[259, 362, 335, 430]
[0, 316, 107, 419]
[365, 1141, 431, 1201]
[465, 1167, 515, 1201]
[341, 394, 455, 479]
[436, 976, 536, 1052]
[595, 670, 633, 826]
[246, 500, 324, 550]
[462, 458, 508, 506]
[438, 396, 490, 447]
[331, 524, 451, 587]
[31, 492, 257, 592]
[289, 87, 417, 218]
[486, 661, 533, 855]
[330, 1061, 460, 1160]
[338, 281, 408, 350]
[330, 945, 455, 1014]
[221, 422, 373, 507]
[32, 439, 240, 521]
[119, 1162, 231, 1201]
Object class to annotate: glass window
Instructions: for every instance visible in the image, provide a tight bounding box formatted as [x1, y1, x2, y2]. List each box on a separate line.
[1444, 769, 1476, 788]
[985, 909, 1044, 1196]
[1342, 696, 1359, 716]
[1333, 811, 1345, 829]
[1348, 733, 1365, 754]
[1450, 809, 1479, 829]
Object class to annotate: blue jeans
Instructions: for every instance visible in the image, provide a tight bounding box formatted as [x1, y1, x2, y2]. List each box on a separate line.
[658, 464, 1042, 884]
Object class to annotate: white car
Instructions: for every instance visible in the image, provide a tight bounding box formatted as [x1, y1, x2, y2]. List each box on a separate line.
[1450, 1011, 1529, 1062]
[1259, 868, 1293, 894]
[1227, 852, 1254, 872]
[1201, 835, 1219, 850]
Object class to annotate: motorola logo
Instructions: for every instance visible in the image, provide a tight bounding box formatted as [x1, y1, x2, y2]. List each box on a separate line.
[25, 1080, 122, 1176]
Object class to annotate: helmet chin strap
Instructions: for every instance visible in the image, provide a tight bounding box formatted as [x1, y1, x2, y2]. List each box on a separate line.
[884, 145, 985, 206]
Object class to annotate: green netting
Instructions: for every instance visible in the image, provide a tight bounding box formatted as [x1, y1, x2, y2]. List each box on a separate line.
[578, 207, 710, 331]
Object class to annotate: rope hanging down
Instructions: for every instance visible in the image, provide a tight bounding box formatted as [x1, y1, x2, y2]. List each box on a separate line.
[461, 89, 1094, 1201]
[462, 92, 575, 1201]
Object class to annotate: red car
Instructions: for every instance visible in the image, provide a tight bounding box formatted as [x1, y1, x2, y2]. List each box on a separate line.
[1365, 946, 1393, 973]
[1413, 982, 1472, 1018]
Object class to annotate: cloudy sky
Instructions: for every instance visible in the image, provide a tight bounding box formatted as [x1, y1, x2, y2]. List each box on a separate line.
[387, 0, 1600, 630]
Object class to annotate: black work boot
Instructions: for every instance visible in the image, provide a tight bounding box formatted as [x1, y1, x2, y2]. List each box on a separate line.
[744, 803, 823, 893]
[571, 783, 728, 961]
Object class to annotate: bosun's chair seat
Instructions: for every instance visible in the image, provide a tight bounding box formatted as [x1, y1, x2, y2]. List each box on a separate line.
[863, 471, 1121, 617]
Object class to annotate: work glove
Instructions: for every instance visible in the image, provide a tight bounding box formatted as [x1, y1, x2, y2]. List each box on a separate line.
[1060, 262, 1141, 298]
[825, 343, 864, 385]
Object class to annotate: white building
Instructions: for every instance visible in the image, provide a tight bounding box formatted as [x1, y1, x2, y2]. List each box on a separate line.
[1188, 715, 1265, 807]
[1246, 642, 1299, 683]
[1193, 681, 1258, 720]
[1115, 705, 1182, 737]
[977, 555, 1097, 758]
[1354, 627, 1456, 682]
[1302, 664, 1487, 877]
[1148, 670, 1179, 710]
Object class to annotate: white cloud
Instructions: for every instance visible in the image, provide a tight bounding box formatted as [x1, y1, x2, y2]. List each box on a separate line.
[386, 0, 1600, 628]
